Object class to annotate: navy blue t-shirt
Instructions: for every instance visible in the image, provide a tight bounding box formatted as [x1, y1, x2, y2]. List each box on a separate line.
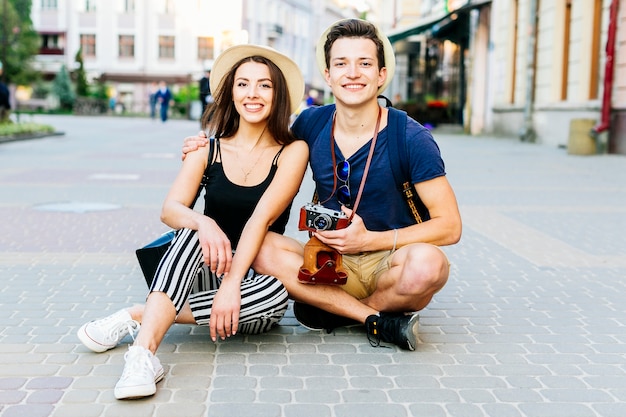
[292, 105, 445, 231]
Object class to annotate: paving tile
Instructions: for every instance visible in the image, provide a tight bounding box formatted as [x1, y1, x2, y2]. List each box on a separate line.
[1, 115, 625, 416]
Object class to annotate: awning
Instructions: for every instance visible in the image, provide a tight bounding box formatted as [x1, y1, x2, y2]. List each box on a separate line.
[386, 0, 491, 44]
[387, 13, 449, 44]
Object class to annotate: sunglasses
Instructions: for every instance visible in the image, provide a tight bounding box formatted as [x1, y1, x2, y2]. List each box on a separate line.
[336, 160, 351, 206]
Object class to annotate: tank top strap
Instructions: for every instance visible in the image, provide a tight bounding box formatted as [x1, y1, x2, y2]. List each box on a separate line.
[214, 137, 222, 163]
[271, 145, 285, 166]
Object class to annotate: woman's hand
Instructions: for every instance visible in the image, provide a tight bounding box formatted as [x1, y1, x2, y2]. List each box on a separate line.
[209, 277, 242, 341]
[182, 131, 209, 161]
[197, 217, 232, 276]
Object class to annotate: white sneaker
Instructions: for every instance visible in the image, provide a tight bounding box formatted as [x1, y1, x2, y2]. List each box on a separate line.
[114, 346, 164, 400]
[77, 309, 140, 353]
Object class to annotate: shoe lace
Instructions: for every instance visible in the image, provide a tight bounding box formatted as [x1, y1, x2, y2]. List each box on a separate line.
[367, 314, 404, 350]
[365, 317, 382, 348]
[366, 316, 392, 349]
[99, 315, 140, 343]
[121, 348, 154, 381]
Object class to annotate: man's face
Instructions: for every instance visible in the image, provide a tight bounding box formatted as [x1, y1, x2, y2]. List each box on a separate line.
[324, 37, 386, 106]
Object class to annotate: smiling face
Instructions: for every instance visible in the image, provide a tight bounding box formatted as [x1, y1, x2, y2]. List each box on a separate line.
[232, 61, 274, 125]
[324, 37, 387, 107]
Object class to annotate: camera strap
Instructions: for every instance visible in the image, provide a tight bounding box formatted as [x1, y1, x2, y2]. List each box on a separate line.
[327, 106, 382, 222]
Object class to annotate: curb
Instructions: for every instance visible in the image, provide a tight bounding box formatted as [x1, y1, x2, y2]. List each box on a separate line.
[0, 130, 65, 144]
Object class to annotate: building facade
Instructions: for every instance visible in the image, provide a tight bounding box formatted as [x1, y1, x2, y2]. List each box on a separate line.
[380, 0, 624, 154]
[489, 0, 625, 153]
[28, 0, 360, 115]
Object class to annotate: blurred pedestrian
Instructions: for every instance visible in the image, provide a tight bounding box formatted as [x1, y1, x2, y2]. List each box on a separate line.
[0, 62, 10, 124]
[148, 82, 158, 120]
[199, 69, 213, 115]
[155, 81, 172, 122]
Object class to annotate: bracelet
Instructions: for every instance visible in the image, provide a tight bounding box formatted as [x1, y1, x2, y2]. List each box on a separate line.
[392, 229, 398, 252]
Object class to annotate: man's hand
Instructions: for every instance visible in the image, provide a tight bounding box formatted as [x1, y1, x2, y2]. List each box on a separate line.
[313, 206, 369, 254]
[182, 131, 209, 161]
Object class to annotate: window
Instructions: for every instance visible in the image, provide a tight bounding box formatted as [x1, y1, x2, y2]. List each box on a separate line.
[164, 0, 174, 13]
[589, 0, 602, 99]
[42, 34, 60, 49]
[560, 0, 572, 100]
[159, 36, 175, 59]
[198, 37, 214, 60]
[85, 0, 97, 12]
[41, 0, 58, 10]
[119, 35, 135, 58]
[124, 0, 136, 13]
[40, 33, 64, 55]
[507, 0, 519, 104]
[80, 34, 96, 57]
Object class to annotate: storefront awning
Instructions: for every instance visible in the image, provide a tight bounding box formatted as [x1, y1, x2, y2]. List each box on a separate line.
[386, 0, 491, 44]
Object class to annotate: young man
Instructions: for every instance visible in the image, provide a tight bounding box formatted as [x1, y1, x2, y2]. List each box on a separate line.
[184, 19, 462, 350]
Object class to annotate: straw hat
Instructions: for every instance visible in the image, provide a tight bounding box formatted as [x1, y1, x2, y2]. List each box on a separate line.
[316, 18, 396, 95]
[210, 44, 304, 114]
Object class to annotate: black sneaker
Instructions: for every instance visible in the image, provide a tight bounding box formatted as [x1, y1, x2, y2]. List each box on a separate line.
[293, 301, 359, 332]
[365, 312, 419, 351]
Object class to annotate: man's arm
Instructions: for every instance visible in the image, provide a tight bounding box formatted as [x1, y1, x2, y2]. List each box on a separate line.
[314, 176, 461, 253]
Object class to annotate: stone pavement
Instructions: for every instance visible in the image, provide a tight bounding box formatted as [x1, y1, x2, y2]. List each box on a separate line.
[1, 114, 625, 417]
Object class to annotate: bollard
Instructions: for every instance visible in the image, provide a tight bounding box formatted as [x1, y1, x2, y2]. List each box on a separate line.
[567, 119, 597, 155]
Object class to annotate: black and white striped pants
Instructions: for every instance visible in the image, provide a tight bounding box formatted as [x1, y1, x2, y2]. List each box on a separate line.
[150, 228, 288, 335]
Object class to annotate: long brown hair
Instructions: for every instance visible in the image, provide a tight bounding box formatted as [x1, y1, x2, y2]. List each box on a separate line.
[200, 56, 296, 145]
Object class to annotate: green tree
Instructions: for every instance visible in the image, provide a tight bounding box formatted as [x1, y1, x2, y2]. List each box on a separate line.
[52, 65, 75, 110]
[0, 0, 39, 84]
[74, 48, 89, 97]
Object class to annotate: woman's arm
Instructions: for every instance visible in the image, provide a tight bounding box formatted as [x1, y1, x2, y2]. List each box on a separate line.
[224, 139, 309, 283]
[161, 143, 233, 275]
[160, 144, 209, 230]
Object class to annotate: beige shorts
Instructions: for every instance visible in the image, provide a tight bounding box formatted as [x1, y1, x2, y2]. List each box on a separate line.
[340, 245, 450, 299]
[341, 250, 393, 299]
[297, 239, 449, 300]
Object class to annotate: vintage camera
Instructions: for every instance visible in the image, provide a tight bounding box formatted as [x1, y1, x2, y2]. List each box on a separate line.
[298, 203, 349, 232]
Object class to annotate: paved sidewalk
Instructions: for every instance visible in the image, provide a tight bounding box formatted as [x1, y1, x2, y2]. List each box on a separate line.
[1, 115, 625, 417]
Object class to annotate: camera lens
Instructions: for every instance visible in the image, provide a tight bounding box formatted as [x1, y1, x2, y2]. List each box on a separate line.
[313, 214, 331, 230]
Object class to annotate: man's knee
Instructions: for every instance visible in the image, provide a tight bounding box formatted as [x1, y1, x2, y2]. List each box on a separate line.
[398, 244, 449, 292]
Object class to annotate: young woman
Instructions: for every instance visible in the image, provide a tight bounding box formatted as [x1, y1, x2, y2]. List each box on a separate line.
[77, 44, 307, 400]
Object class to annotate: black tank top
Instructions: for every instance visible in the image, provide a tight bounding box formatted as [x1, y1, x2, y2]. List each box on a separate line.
[202, 138, 291, 248]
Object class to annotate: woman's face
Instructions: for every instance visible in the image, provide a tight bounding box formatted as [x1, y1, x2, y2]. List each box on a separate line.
[232, 61, 274, 125]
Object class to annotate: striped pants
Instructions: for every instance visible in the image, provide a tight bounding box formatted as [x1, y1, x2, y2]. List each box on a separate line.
[150, 228, 288, 335]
